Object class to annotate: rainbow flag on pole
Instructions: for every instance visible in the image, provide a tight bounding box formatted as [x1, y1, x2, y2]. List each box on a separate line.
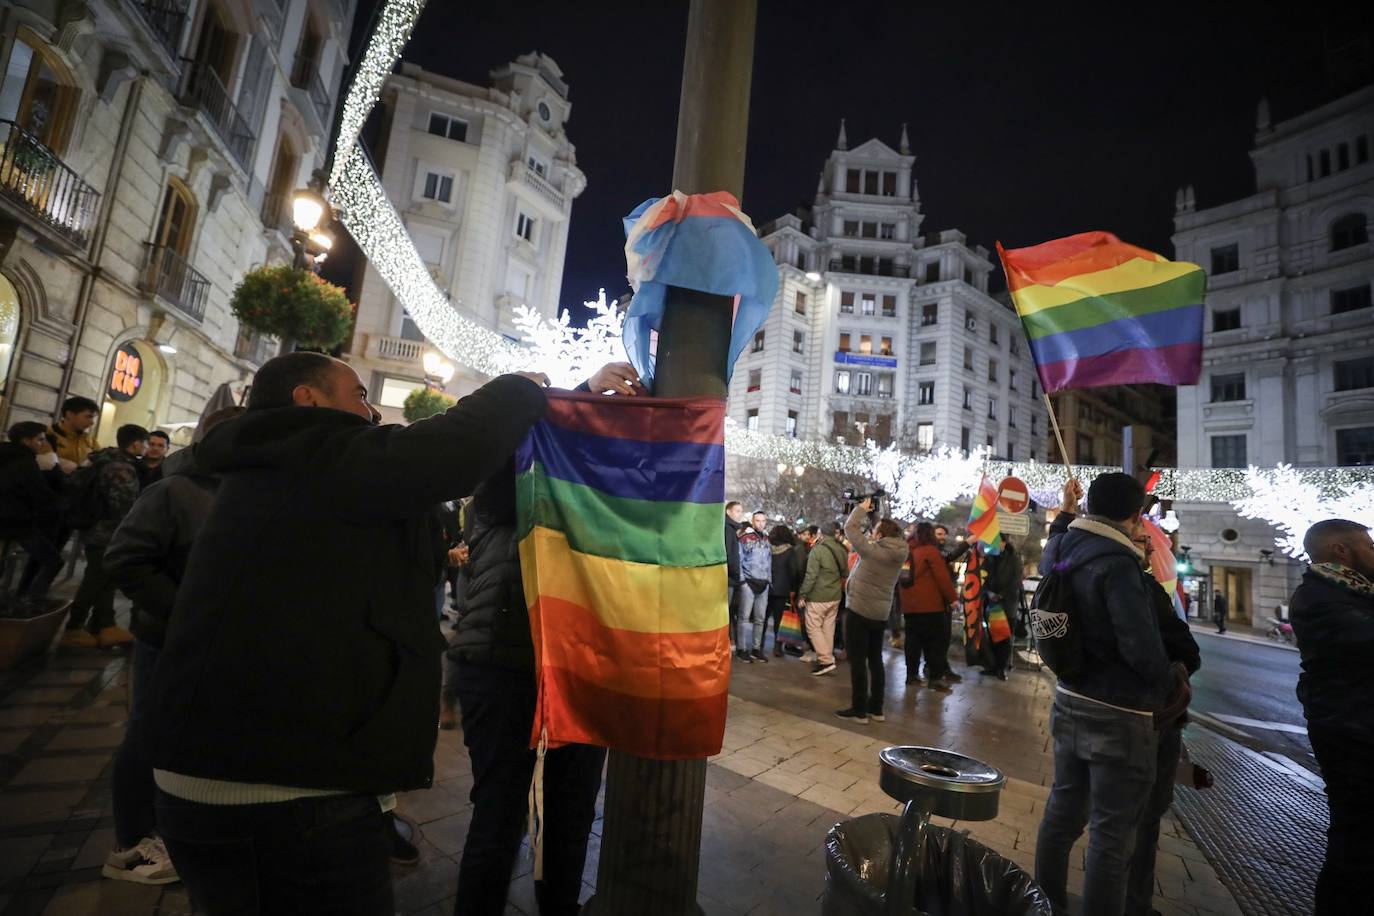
[996, 231, 1206, 393]
[515, 391, 730, 760]
[967, 475, 1003, 555]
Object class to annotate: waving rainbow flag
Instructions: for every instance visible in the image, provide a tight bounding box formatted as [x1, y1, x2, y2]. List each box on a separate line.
[967, 475, 1003, 555]
[997, 232, 1206, 393]
[515, 391, 730, 760]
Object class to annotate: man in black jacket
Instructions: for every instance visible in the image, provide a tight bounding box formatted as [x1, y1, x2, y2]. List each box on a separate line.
[0, 422, 63, 610]
[1289, 518, 1374, 915]
[725, 500, 745, 650]
[447, 362, 637, 916]
[1034, 474, 1178, 916]
[140, 353, 548, 915]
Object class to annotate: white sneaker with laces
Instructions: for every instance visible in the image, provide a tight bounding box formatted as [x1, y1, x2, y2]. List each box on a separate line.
[800, 650, 817, 663]
[102, 837, 179, 885]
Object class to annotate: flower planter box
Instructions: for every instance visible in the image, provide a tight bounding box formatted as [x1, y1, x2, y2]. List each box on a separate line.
[0, 600, 72, 670]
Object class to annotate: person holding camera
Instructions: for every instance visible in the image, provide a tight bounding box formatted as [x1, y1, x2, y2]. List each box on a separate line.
[836, 499, 908, 723]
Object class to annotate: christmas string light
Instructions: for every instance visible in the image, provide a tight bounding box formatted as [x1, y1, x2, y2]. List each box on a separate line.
[1233, 464, 1374, 559]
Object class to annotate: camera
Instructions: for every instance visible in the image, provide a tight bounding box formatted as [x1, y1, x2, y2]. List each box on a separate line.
[842, 487, 886, 518]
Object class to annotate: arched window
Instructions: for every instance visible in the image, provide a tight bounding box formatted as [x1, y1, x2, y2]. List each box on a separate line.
[0, 29, 79, 153]
[154, 178, 197, 257]
[1331, 213, 1369, 252]
[0, 273, 22, 395]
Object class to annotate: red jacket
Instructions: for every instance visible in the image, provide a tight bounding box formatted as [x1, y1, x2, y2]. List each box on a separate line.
[899, 543, 957, 614]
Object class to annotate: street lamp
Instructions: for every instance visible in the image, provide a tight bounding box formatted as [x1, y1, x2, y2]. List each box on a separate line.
[422, 350, 455, 389]
[290, 185, 334, 271]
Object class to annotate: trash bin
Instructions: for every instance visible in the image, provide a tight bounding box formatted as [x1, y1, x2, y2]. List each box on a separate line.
[821, 746, 1053, 916]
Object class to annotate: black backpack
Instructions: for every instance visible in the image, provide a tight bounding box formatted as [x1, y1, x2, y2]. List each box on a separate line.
[1029, 561, 1089, 679]
[61, 462, 106, 531]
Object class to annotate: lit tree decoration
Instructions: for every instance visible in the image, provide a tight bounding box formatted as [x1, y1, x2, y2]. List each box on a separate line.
[869, 444, 989, 519]
[1232, 464, 1374, 559]
[510, 292, 629, 390]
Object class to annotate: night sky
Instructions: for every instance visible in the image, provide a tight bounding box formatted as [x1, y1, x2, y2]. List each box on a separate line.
[332, 1, 1364, 313]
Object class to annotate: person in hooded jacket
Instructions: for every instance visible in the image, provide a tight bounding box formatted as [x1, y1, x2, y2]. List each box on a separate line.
[446, 361, 639, 916]
[101, 407, 243, 887]
[836, 500, 908, 723]
[0, 422, 64, 609]
[139, 353, 550, 915]
[763, 525, 805, 657]
[899, 522, 958, 689]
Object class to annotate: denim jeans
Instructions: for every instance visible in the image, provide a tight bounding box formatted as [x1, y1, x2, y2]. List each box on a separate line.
[1035, 691, 1159, 916]
[735, 583, 769, 652]
[450, 662, 605, 916]
[112, 639, 160, 848]
[845, 614, 887, 715]
[156, 791, 392, 915]
[1307, 725, 1374, 915]
[1125, 725, 1183, 916]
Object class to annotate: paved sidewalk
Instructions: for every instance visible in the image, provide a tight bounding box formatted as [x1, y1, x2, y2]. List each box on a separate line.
[0, 604, 1246, 915]
[1186, 622, 1298, 653]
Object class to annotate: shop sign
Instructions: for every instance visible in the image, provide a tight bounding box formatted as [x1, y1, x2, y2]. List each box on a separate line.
[107, 344, 143, 402]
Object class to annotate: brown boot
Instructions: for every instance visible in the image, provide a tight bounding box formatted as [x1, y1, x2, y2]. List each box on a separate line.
[438, 691, 457, 730]
[96, 626, 135, 649]
[60, 627, 99, 649]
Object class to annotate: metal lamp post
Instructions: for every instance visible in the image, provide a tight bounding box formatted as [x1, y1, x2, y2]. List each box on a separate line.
[290, 185, 333, 271]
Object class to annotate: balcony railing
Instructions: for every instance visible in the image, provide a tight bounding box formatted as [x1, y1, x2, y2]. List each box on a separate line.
[141, 244, 209, 321]
[177, 62, 253, 168]
[290, 56, 332, 126]
[507, 159, 566, 211]
[827, 259, 910, 278]
[129, 0, 187, 57]
[364, 334, 424, 365]
[0, 121, 100, 249]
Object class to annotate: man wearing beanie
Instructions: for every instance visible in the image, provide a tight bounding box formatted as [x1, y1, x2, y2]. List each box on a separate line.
[1033, 473, 1180, 916]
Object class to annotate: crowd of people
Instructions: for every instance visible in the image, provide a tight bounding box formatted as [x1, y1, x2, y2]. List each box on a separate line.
[0, 356, 1369, 916]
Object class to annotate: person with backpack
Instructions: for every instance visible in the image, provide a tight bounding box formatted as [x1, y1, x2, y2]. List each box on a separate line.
[899, 522, 958, 690]
[60, 424, 147, 649]
[798, 523, 847, 676]
[1032, 474, 1182, 916]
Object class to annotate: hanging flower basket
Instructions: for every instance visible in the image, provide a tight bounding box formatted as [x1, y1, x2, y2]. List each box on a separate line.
[230, 265, 354, 351]
[402, 386, 455, 423]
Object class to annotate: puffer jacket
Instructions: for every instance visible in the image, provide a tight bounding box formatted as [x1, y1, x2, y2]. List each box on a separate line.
[769, 543, 806, 599]
[842, 506, 908, 621]
[1039, 515, 1174, 712]
[900, 542, 956, 614]
[1290, 566, 1374, 739]
[84, 448, 141, 548]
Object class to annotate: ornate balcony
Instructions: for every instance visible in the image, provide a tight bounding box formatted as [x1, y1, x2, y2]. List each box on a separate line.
[0, 121, 101, 249]
[128, 0, 187, 57]
[506, 159, 566, 214]
[363, 334, 424, 366]
[177, 62, 253, 168]
[141, 244, 209, 321]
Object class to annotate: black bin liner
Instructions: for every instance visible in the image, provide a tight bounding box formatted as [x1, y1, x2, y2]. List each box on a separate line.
[823, 812, 1053, 916]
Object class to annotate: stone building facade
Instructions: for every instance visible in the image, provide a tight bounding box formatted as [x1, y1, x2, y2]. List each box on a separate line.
[344, 56, 584, 419]
[1171, 84, 1374, 626]
[0, 0, 352, 441]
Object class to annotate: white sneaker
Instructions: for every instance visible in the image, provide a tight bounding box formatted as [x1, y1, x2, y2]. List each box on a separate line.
[102, 837, 179, 885]
[800, 650, 817, 663]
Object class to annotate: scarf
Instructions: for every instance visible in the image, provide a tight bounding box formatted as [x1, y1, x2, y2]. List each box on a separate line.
[1069, 516, 1145, 561]
[1311, 562, 1374, 597]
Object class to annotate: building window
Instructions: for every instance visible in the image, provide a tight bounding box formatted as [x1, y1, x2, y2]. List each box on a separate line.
[1010, 336, 1020, 357]
[1210, 372, 1246, 401]
[964, 268, 973, 285]
[752, 330, 765, 352]
[835, 370, 850, 394]
[925, 263, 940, 283]
[154, 178, 197, 259]
[1212, 308, 1241, 332]
[1336, 427, 1374, 465]
[1358, 136, 1370, 164]
[840, 291, 854, 314]
[1008, 406, 1016, 428]
[1335, 357, 1374, 391]
[795, 291, 806, 314]
[864, 171, 878, 195]
[261, 134, 299, 230]
[747, 369, 761, 392]
[880, 336, 893, 356]
[916, 381, 934, 405]
[0, 31, 80, 154]
[1320, 149, 1331, 177]
[877, 373, 894, 398]
[855, 372, 873, 396]
[917, 422, 934, 451]
[1031, 415, 1038, 435]
[919, 342, 936, 365]
[962, 387, 971, 410]
[1211, 434, 1247, 468]
[960, 427, 970, 453]
[746, 409, 759, 432]
[965, 313, 977, 332]
[1332, 285, 1373, 314]
[526, 155, 547, 177]
[880, 223, 895, 240]
[427, 113, 468, 142]
[882, 295, 897, 318]
[786, 411, 798, 438]
[1331, 214, 1369, 251]
[989, 324, 999, 345]
[882, 171, 897, 196]
[1008, 369, 1017, 391]
[838, 332, 851, 353]
[1031, 379, 1039, 400]
[987, 397, 997, 420]
[963, 347, 974, 371]
[1210, 244, 1239, 275]
[844, 220, 859, 237]
[861, 295, 876, 316]
[846, 169, 860, 193]
[921, 303, 938, 326]
[1338, 143, 1350, 171]
[1077, 434, 1095, 465]
[988, 359, 998, 384]
[789, 370, 802, 394]
[793, 330, 804, 353]
[833, 410, 850, 440]
[422, 172, 453, 202]
[987, 434, 996, 453]
[859, 335, 872, 354]
[515, 212, 536, 242]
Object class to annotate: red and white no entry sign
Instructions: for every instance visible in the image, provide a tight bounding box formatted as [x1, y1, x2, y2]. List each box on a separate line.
[996, 477, 1030, 514]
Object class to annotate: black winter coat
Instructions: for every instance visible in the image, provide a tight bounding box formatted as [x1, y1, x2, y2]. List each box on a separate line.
[1040, 516, 1174, 712]
[1290, 567, 1374, 739]
[0, 442, 57, 538]
[769, 544, 806, 599]
[104, 450, 219, 647]
[725, 517, 744, 587]
[140, 375, 546, 794]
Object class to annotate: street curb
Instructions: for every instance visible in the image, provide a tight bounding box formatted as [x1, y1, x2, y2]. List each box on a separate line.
[1187, 623, 1299, 652]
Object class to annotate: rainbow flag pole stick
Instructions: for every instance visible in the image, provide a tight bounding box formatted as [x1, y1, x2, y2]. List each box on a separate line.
[1041, 391, 1075, 482]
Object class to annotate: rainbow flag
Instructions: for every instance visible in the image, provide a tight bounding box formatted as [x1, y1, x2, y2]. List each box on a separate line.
[996, 231, 1206, 393]
[967, 475, 1003, 555]
[515, 391, 730, 760]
